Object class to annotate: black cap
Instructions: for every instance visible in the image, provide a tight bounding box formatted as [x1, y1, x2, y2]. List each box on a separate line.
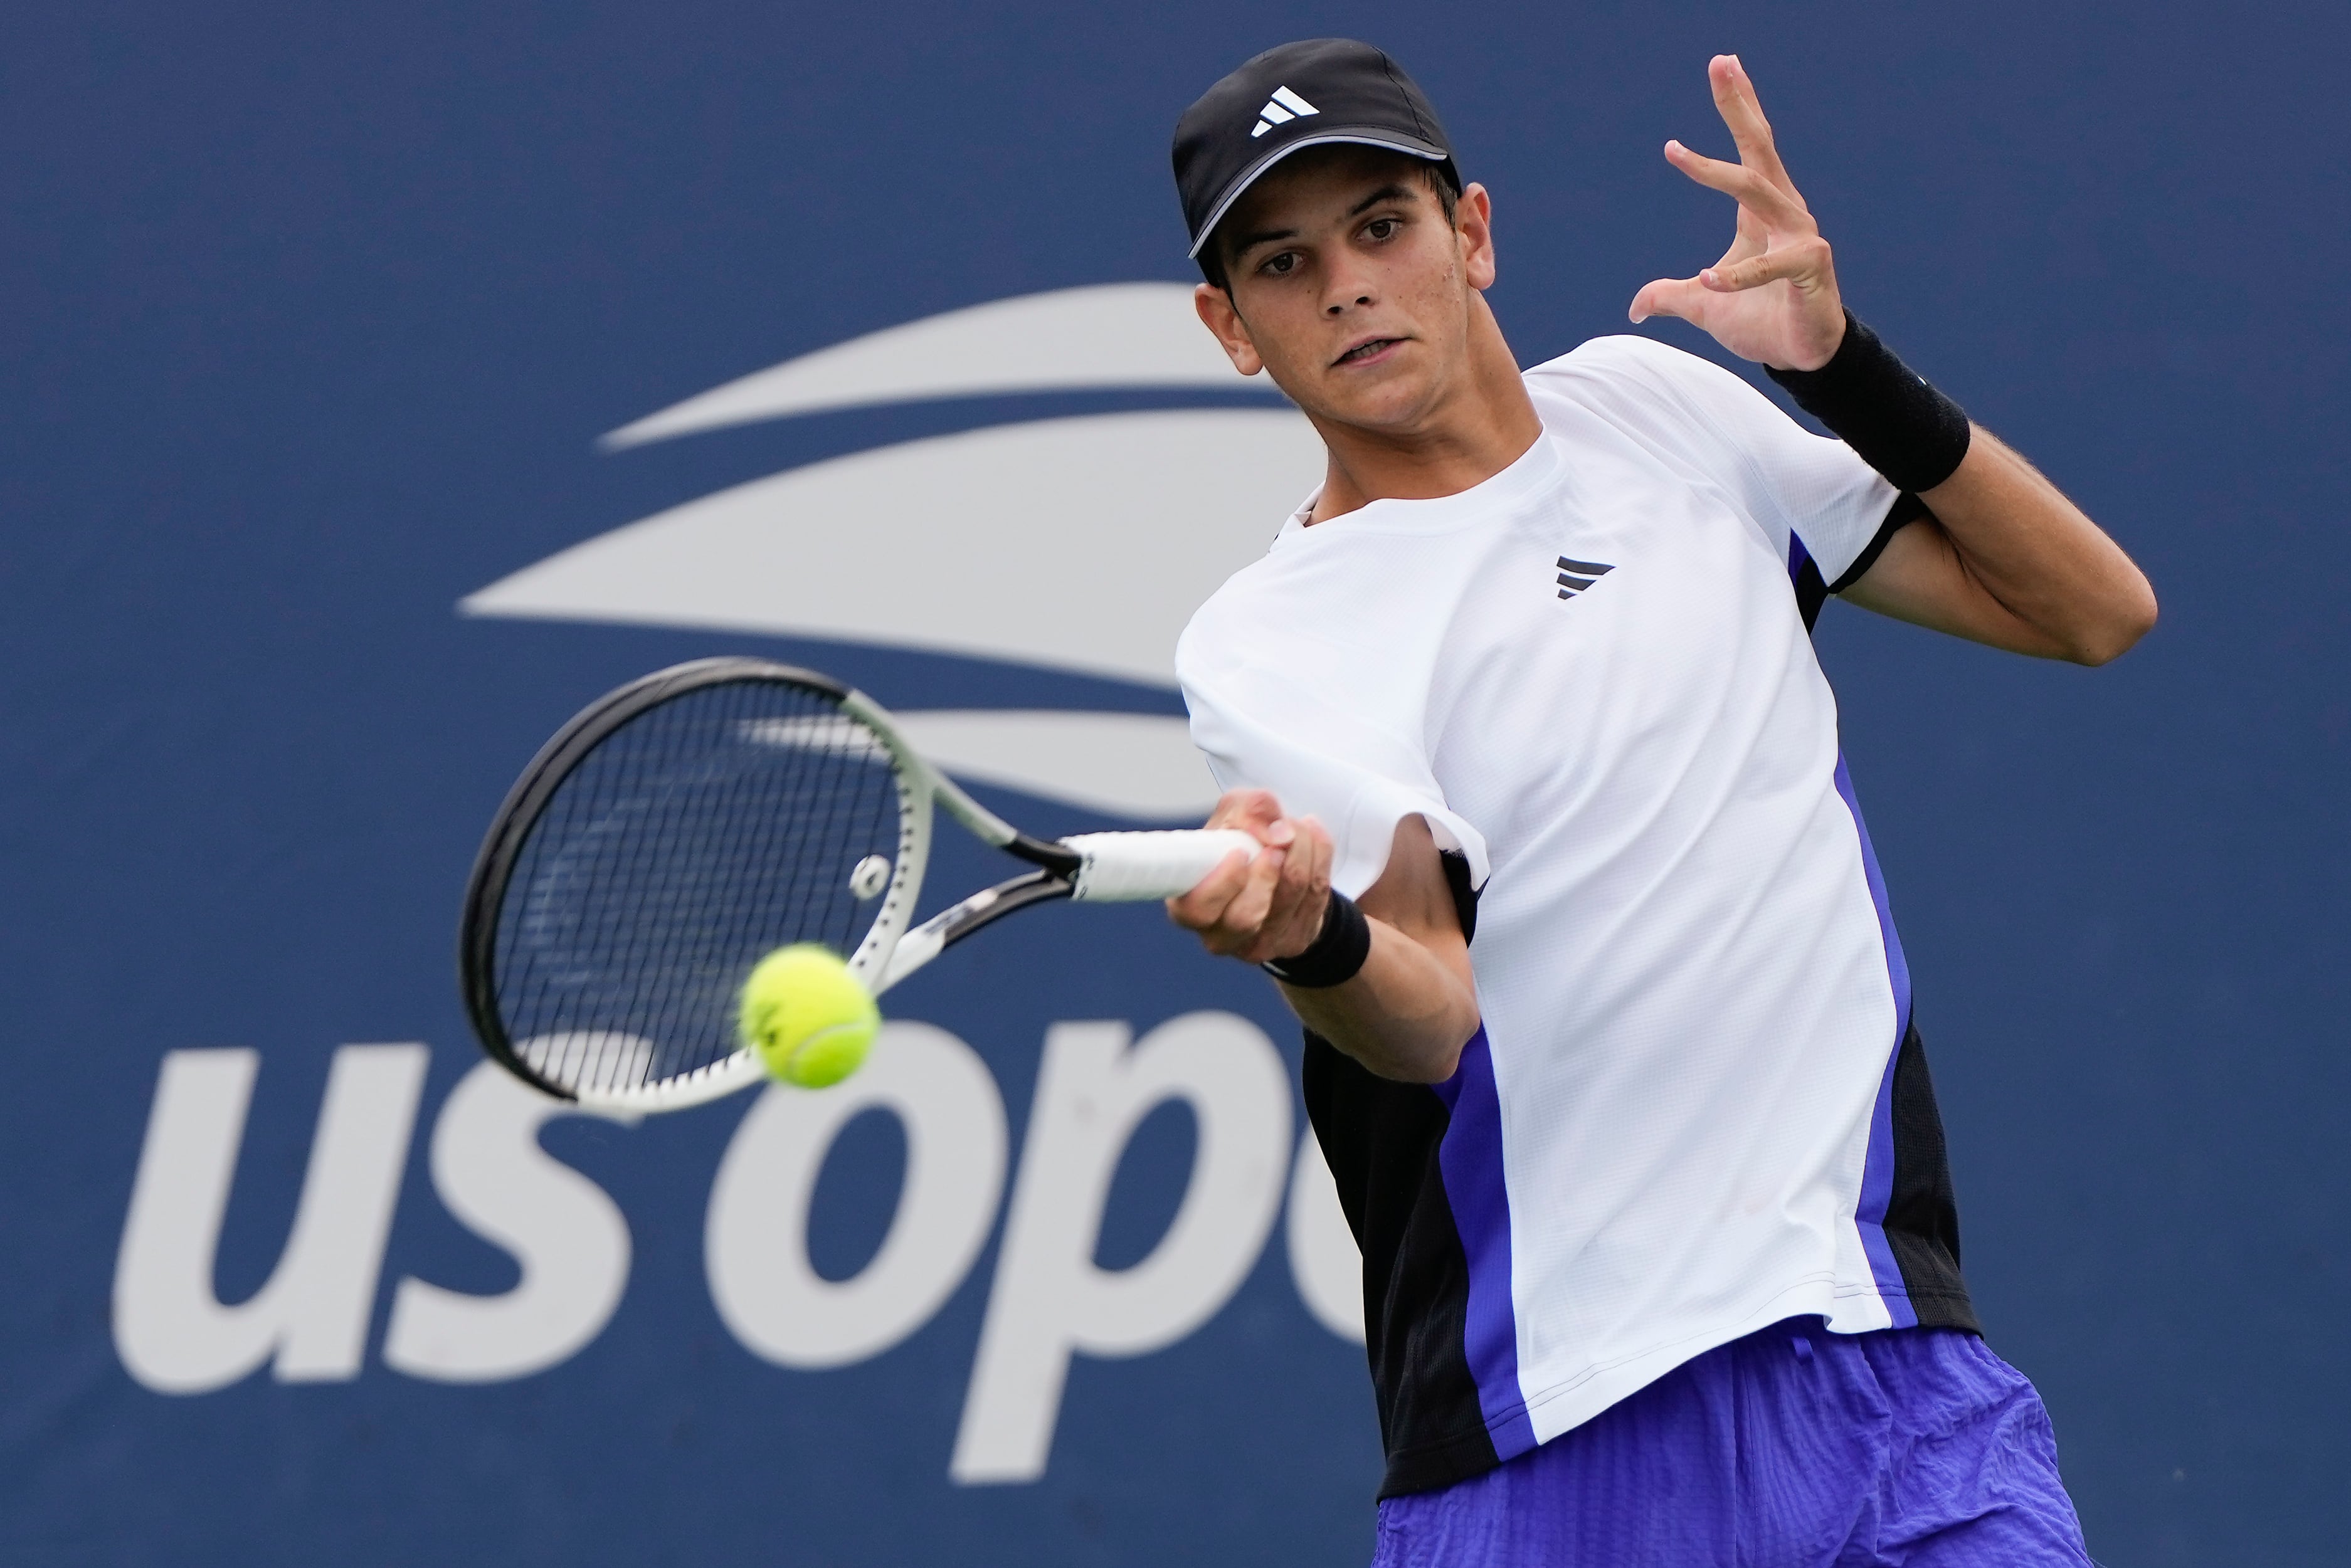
[1173, 39, 1457, 260]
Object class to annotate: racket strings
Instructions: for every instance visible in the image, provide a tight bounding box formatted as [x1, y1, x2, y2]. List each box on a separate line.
[492, 679, 906, 1095]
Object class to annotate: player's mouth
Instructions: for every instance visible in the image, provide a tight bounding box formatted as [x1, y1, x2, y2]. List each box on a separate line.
[1332, 335, 1405, 369]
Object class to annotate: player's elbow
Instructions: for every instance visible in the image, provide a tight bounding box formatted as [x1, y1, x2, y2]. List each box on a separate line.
[1326, 1018, 1474, 1084]
[1376, 1011, 1483, 1084]
[1387, 1033, 1469, 1085]
[2061, 576, 2159, 666]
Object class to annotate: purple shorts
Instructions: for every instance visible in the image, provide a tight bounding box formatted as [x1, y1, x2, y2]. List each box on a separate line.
[1371, 1319, 2094, 1567]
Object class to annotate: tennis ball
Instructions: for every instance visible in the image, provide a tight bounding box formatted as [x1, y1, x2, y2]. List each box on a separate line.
[737, 944, 880, 1088]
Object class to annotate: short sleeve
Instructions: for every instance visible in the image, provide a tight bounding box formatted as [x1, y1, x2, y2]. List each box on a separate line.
[1178, 618, 1491, 900]
[1532, 337, 1908, 589]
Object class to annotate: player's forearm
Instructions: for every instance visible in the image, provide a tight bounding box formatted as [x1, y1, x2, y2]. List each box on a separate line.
[1277, 918, 1479, 1083]
[1910, 430, 2158, 665]
[1767, 312, 2156, 665]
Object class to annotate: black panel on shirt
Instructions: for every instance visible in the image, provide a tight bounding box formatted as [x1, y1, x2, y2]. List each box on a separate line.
[1836, 492, 1933, 595]
[1302, 1037, 1498, 1497]
[1797, 490, 1931, 632]
[1793, 547, 1831, 631]
[1439, 849, 1480, 943]
[1302, 851, 1979, 1499]
[1301, 850, 1500, 1499]
[1883, 1019, 1980, 1331]
[1799, 489, 1968, 1323]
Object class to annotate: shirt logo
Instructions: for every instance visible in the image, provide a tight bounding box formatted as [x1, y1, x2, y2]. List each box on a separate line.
[1556, 555, 1615, 600]
[1250, 87, 1321, 139]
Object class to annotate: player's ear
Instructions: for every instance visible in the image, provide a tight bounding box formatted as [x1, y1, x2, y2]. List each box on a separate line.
[1195, 282, 1265, 377]
[1457, 182, 1498, 292]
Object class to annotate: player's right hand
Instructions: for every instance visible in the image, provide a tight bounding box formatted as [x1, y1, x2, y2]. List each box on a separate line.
[1166, 788, 1334, 966]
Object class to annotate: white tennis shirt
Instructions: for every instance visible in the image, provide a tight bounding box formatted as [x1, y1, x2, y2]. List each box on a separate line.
[1178, 335, 1945, 1477]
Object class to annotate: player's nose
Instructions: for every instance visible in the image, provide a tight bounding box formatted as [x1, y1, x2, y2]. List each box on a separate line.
[1322, 255, 1377, 314]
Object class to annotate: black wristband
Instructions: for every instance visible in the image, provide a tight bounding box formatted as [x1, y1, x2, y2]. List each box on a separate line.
[1766, 310, 1972, 494]
[1261, 890, 1371, 989]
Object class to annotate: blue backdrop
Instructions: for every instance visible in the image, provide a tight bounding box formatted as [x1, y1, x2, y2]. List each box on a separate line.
[4, 3, 2344, 1564]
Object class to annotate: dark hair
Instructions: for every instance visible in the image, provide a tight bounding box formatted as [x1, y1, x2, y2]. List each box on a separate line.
[1197, 155, 1462, 293]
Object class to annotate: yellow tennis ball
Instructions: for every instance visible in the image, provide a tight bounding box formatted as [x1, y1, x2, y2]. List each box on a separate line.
[737, 944, 879, 1088]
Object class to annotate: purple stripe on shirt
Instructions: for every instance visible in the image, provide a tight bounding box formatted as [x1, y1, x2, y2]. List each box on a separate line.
[1430, 1027, 1539, 1460]
[1832, 751, 1919, 1327]
[1788, 532, 1916, 1323]
[1788, 531, 1815, 581]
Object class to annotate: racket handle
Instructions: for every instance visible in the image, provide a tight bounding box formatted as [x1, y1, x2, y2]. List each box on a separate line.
[1060, 829, 1262, 902]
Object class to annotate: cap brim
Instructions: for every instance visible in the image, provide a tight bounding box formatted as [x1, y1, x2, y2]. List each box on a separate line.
[1186, 130, 1452, 258]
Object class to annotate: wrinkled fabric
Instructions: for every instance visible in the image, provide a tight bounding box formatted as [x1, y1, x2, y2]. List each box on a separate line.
[1370, 1319, 2093, 1568]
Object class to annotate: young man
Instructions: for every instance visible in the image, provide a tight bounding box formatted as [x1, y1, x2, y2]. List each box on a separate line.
[1164, 38, 2155, 1566]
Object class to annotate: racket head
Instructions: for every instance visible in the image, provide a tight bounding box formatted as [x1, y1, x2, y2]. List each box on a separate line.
[460, 658, 932, 1112]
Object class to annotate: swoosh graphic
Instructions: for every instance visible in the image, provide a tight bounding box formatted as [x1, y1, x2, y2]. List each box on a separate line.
[465, 408, 1322, 690]
[893, 710, 1216, 820]
[601, 283, 1262, 450]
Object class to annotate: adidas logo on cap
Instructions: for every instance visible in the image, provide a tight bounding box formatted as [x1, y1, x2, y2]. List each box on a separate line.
[1174, 41, 1456, 258]
[1250, 85, 1319, 138]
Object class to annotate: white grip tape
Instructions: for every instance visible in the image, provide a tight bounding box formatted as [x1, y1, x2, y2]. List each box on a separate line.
[1061, 829, 1260, 902]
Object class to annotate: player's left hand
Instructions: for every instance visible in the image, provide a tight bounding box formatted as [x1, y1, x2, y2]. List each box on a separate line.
[1628, 55, 1845, 372]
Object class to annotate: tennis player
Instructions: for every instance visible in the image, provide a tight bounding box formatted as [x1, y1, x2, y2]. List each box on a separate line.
[1165, 39, 2155, 1565]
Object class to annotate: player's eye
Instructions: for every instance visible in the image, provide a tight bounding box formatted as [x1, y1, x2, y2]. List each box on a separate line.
[1364, 217, 1401, 242]
[1260, 251, 1300, 278]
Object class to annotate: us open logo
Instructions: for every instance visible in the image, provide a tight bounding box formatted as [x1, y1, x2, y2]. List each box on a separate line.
[113, 285, 1362, 1485]
[467, 282, 1315, 819]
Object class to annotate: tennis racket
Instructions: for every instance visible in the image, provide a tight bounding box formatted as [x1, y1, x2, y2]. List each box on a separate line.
[459, 657, 1255, 1113]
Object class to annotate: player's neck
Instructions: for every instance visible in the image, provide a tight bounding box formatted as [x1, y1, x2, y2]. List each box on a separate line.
[1306, 298, 1542, 525]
